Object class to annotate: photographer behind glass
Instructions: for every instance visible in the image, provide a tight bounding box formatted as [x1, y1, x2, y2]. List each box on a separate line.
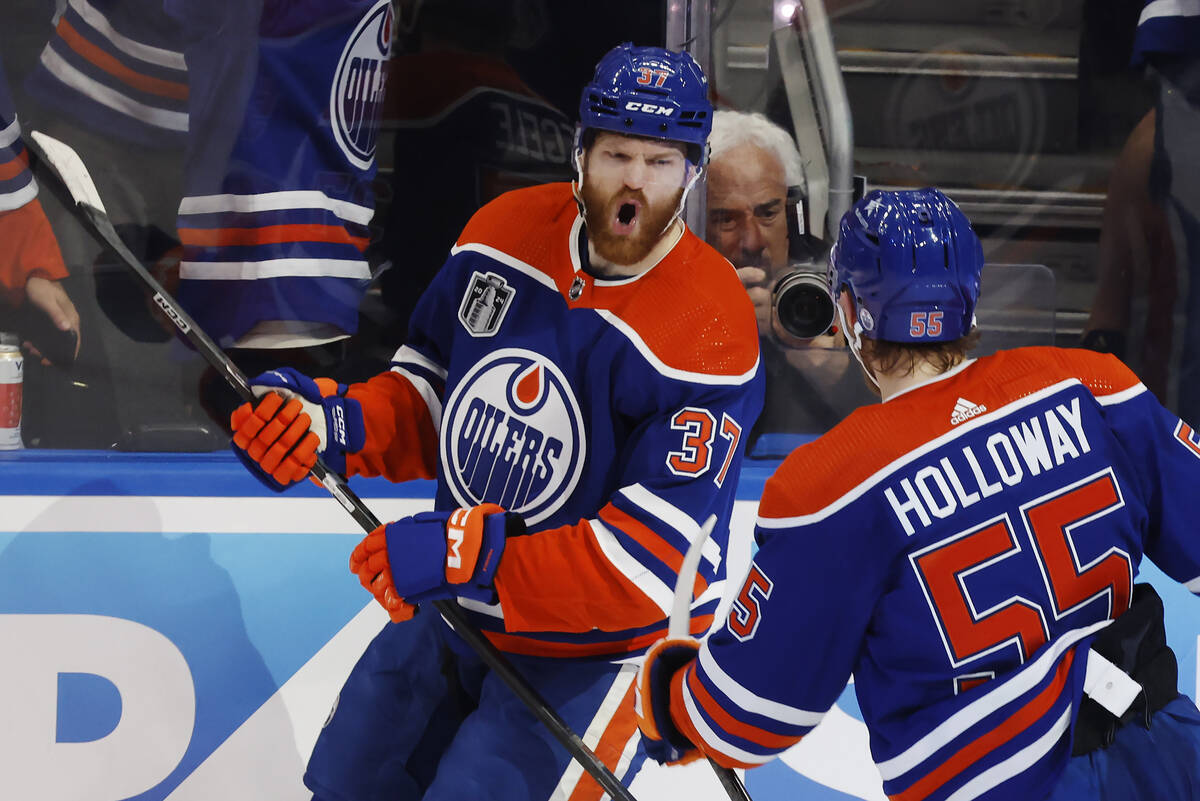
[706, 110, 873, 448]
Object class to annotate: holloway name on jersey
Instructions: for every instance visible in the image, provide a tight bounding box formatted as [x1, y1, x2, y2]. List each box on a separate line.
[887, 397, 1090, 535]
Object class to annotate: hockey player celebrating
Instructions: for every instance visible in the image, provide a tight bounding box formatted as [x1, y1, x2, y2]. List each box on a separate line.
[636, 188, 1200, 800]
[230, 43, 763, 800]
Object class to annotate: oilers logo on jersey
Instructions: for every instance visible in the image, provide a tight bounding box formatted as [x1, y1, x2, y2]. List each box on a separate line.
[458, 271, 515, 337]
[331, 0, 393, 169]
[440, 349, 586, 524]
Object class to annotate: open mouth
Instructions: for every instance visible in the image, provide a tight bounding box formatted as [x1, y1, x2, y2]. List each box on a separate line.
[612, 200, 640, 235]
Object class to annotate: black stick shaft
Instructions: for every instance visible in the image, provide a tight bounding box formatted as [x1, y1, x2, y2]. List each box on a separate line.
[712, 759, 752, 801]
[29, 131, 637, 801]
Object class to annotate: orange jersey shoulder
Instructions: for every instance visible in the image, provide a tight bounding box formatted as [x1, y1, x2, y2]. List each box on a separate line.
[592, 232, 760, 378]
[759, 346, 1142, 519]
[454, 182, 577, 275]
[458, 186, 759, 378]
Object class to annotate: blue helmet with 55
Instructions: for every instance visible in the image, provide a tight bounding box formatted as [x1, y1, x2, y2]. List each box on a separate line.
[829, 188, 983, 344]
[577, 42, 712, 164]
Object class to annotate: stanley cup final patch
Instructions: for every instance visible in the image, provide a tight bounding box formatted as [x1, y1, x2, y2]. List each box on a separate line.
[459, 271, 515, 337]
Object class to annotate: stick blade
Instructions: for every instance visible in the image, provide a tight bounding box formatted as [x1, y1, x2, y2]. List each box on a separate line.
[669, 514, 718, 638]
[27, 130, 108, 214]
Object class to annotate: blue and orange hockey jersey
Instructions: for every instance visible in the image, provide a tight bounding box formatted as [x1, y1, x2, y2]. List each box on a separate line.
[172, 0, 392, 345]
[0, 63, 68, 304]
[26, 0, 189, 148]
[667, 347, 1200, 799]
[342, 181, 764, 658]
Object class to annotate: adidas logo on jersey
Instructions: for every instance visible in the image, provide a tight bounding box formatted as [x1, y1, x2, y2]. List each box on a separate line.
[951, 397, 987, 425]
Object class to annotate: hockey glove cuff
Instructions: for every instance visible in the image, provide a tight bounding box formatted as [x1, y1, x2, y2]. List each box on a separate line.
[350, 504, 521, 613]
[636, 637, 704, 765]
[230, 368, 366, 491]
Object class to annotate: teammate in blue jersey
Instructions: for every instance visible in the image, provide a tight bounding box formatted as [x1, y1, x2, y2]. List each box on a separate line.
[637, 188, 1200, 800]
[171, 0, 391, 351]
[228, 43, 764, 800]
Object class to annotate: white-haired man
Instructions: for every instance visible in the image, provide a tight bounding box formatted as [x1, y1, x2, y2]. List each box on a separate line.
[706, 109, 872, 442]
[705, 109, 806, 337]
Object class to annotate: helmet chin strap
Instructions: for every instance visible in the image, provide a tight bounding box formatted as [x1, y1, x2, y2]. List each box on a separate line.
[666, 163, 702, 233]
[838, 301, 880, 391]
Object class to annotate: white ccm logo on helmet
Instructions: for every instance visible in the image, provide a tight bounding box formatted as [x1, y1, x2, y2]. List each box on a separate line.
[440, 349, 586, 525]
[330, 0, 393, 170]
[624, 101, 675, 116]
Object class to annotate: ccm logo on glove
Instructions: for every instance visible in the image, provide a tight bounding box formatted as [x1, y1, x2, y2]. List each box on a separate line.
[445, 506, 502, 582]
[351, 503, 522, 617]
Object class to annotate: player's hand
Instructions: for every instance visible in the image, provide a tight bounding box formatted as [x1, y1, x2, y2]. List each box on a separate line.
[24, 276, 81, 361]
[736, 266, 771, 338]
[635, 636, 703, 765]
[230, 368, 365, 491]
[347, 527, 416, 622]
[350, 504, 521, 613]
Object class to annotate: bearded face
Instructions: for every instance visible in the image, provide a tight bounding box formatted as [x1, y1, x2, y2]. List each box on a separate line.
[579, 133, 689, 266]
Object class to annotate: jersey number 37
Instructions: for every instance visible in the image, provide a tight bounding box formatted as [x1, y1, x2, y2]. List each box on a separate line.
[666, 407, 743, 487]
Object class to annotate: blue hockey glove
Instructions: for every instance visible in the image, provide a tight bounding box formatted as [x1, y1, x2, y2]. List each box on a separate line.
[349, 504, 522, 612]
[636, 637, 704, 765]
[230, 368, 365, 491]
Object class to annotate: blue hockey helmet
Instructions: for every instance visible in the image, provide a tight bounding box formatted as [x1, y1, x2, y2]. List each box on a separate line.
[829, 188, 983, 343]
[578, 43, 713, 163]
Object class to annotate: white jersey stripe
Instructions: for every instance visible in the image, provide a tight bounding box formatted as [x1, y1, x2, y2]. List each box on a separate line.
[1185, 574, 1200, 593]
[178, 191, 374, 226]
[390, 366, 443, 435]
[40, 47, 188, 131]
[0, 178, 38, 213]
[69, 0, 188, 70]
[612, 720, 643, 783]
[593, 309, 761, 387]
[944, 706, 1072, 801]
[758, 378, 1121, 529]
[699, 643, 825, 727]
[1096, 382, 1147, 406]
[876, 621, 1106, 781]
[1139, 0, 1200, 25]
[548, 663, 637, 800]
[179, 258, 370, 281]
[619, 483, 722, 569]
[393, 345, 451, 378]
[450, 242, 559, 292]
[0, 118, 20, 149]
[681, 680, 775, 766]
[693, 579, 726, 610]
[392, 344, 449, 380]
[588, 519, 674, 617]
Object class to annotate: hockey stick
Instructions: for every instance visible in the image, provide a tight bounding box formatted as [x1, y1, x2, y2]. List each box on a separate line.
[670, 516, 753, 801]
[25, 130, 640, 801]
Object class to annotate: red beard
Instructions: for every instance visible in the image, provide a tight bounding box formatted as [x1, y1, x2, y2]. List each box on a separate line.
[581, 182, 683, 267]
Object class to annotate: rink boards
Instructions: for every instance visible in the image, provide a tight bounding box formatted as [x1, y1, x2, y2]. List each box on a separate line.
[0, 450, 1197, 801]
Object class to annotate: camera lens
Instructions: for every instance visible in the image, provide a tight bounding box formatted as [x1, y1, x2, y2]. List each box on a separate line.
[773, 271, 836, 339]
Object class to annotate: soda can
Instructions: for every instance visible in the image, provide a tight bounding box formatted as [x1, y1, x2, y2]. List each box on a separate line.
[0, 342, 23, 450]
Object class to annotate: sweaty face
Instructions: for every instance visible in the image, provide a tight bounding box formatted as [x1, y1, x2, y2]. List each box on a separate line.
[706, 143, 790, 272]
[580, 133, 689, 266]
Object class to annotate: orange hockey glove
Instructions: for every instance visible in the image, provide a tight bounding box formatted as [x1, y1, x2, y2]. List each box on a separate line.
[230, 368, 364, 491]
[350, 504, 520, 620]
[348, 527, 416, 622]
